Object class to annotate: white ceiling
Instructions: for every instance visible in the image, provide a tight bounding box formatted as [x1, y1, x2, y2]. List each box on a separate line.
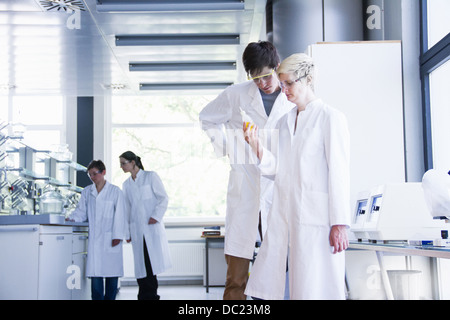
[0, 0, 266, 96]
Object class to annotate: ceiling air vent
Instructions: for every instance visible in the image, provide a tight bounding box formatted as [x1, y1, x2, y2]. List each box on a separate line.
[35, 0, 86, 12]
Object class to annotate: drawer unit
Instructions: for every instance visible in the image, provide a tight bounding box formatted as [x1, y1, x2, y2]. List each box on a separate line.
[72, 232, 88, 254]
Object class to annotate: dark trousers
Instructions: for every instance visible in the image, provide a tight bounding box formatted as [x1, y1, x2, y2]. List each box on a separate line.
[137, 238, 160, 300]
[91, 277, 118, 300]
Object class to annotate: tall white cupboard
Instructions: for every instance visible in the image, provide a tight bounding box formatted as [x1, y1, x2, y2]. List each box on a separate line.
[308, 41, 406, 208]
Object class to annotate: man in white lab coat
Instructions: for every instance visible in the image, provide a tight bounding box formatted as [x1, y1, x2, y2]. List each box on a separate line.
[244, 53, 351, 299]
[67, 160, 127, 300]
[199, 41, 294, 300]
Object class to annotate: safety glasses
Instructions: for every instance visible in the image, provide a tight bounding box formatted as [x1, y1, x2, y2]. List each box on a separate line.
[247, 69, 275, 82]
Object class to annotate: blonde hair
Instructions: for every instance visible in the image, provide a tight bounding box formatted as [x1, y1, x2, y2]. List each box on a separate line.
[277, 53, 315, 90]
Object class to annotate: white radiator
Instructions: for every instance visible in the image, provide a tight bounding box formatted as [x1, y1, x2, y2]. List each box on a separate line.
[160, 242, 204, 277]
[122, 228, 226, 286]
[123, 241, 205, 279]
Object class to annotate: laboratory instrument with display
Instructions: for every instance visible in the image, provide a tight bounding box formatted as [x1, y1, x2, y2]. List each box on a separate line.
[351, 183, 449, 244]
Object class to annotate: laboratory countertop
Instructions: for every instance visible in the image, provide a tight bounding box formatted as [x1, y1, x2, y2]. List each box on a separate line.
[349, 241, 450, 259]
[0, 214, 227, 229]
[0, 214, 88, 227]
[164, 216, 225, 228]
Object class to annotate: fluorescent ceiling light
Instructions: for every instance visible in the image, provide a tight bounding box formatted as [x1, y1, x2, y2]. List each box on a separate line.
[139, 82, 232, 90]
[116, 34, 240, 46]
[96, 0, 245, 12]
[129, 61, 236, 72]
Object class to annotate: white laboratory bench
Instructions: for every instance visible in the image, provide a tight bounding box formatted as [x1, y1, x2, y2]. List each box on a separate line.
[349, 241, 450, 259]
[348, 241, 450, 300]
[0, 215, 89, 300]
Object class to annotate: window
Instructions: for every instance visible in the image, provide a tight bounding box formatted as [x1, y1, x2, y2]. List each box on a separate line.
[0, 96, 65, 150]
[429, 60, 450, 170]
[110, 95, 228, 217]
[421, 0, 450, 171]
[0, 95, 66, 179]
[427, 0, 450, 49]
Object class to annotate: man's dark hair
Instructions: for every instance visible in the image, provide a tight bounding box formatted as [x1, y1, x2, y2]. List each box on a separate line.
[242, 41, 280, 76]
[87, 159, 106, 172]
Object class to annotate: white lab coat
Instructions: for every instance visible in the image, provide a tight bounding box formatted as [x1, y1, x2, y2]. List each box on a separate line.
[70, 182, 127, 277]
[122, 170, 172, 278]
[245, 99, 351, 299]
[199, 81, 294, 259]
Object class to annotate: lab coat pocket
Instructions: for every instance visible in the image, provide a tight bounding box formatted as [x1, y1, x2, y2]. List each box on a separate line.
[299, 127, 323, 157]
[100, 200, 115, 227]
[146, 223, 162, 251]
[141, 185, 154, 200]
[104, 232, 121, 253]
[147, 222, 161, 236]
[227, 171, 243, 207]
[300, 190, 330, 226]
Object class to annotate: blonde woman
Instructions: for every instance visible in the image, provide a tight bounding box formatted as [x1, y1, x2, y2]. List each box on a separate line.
[244, 53, 351, 300]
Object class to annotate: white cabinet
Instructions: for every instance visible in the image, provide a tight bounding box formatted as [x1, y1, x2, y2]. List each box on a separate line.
[0, 224, 89, 300]
[0, 225, 40, 300]
[308, 41, 405, 206]
[37, 226, 73, 300]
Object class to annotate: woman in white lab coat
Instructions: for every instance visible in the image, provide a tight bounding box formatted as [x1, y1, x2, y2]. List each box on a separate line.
[199, 41, 294, 300]
[67, 160, 127, 300]
[120, 151, 172, 300]
[244, 53, 351, 300]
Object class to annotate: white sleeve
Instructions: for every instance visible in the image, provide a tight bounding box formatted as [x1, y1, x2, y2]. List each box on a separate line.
[150, 172, 169, 222]
[112, 188, 127, 240]
[121, 182, 132, 239]
[325, 110, 351, 227]
[199, 89, 232, 157]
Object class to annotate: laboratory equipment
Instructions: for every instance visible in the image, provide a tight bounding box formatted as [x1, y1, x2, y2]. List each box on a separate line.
[422, 169, 450, 220]
[351, 190, 371, 240]
[39, 186, 67, 215]
[10, 178, 29, 210]
[64, 191, 80, 217]
[351, 183, 449, 243]
[50, 143, 73, 161]
[0, 133, 8, 148]
[0, 121, 86, 216]
[240, 108, 255, 130]
[422, 169, 450, 246]
[0, 168, 9, 190]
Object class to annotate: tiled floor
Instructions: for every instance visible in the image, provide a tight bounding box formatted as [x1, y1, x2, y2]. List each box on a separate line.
[116, 285, 225, 300]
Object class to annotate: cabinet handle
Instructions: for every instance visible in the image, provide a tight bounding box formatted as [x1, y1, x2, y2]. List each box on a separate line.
[56, 236, 65, 241]
[78, 235, 88, 240]
[0, 227, 38, 233]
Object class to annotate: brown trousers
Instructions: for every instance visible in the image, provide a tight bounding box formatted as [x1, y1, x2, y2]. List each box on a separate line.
[223, 254, 250, 300]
